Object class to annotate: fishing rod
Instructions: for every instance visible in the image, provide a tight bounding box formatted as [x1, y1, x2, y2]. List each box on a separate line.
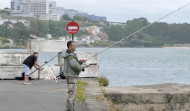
[28, 2, 190, 75]
[87, 2, 190, 61]
[29, 52, 63, 76]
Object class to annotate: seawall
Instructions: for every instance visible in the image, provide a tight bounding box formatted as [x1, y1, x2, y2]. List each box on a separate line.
[104, 83, 190, 111]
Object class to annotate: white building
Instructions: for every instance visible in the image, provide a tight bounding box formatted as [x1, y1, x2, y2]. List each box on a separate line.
[65, 9, 79, 18]
[50, 7, 65, 18]
[49, 14, 60, 21]
[59, 36, 71, 41]
[10, 0, 33, 17]
[10, 0, 107, 21]
[46, 34, 52, 39]
[49, 1, 65, 21]
[30, 0, 50, 20]
[49, 1, 56, 8]
[0, 16, 30, 27]
[10, 0, 51, 20]
[4, 39, 15, 47]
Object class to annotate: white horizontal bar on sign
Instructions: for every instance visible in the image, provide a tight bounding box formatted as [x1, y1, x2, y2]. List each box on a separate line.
[68, 26, 78, 30]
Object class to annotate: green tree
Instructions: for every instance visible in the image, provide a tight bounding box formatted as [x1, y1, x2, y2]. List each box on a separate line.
[62, 14, 72, 21]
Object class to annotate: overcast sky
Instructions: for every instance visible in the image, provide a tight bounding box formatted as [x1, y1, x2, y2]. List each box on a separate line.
[0, 0, 190, 23]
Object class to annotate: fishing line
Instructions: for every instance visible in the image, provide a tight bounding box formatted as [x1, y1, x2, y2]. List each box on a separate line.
[28, 2, 190, 75]
[29, 53, 62, 76]
[87, 2, 190, 61]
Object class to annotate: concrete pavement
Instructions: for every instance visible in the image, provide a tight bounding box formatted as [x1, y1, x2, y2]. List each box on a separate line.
[0, 80, 89, 111]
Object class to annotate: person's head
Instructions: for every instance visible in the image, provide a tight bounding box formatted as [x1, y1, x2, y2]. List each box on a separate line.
[33, 52, 39, 58]
[67, 41, 77, 52]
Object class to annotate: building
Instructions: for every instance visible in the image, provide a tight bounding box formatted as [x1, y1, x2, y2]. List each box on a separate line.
[0, 16, 30, 28]
[30, 0, 50, 20]
[50, 7, 65, 18]
[65, 9, 79, 18]
[10, 0, 33, 17]
[10, 0, 50, 20]
[87, 14, 106, 22]
[10, 0, 107, 22]
[4, 39, 15, 47]
[75, 11, 88, 18]
[49, 14, 60, 21]
[49, 1, 65, 21]
[49, 1, 56, 8]
[46, 34, 52, 39]
[2, 8, 11, 12]
[64, 9, 107, 22]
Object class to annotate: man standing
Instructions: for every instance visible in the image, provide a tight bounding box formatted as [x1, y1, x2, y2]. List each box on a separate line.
[63, 41, 87, 111]
[23, 52, 41, 85]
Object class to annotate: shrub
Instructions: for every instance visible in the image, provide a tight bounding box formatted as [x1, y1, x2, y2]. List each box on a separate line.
[98, 77, 109, 87]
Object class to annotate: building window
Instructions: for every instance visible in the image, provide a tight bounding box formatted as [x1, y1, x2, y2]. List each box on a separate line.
[11, 2, 15, 10]
[17, 5, 20, 10]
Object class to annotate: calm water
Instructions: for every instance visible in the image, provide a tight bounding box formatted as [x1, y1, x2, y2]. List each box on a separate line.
[1, 48, 190, 86]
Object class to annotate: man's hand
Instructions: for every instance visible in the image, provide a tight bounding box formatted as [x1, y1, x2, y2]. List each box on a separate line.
[34, 65, 42, 70]
[34, 61, 42, 69]
[80, 60, 87, 63]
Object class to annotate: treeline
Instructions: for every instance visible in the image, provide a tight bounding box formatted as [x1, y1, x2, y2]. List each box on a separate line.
[1, 16, 190, 47]
[0, 14, 105, 46]
[0, 17, 90, 46]
[105, 18, 190, 47]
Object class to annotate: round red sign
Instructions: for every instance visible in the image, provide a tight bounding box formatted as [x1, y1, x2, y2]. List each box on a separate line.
[66, 21, 79, 34]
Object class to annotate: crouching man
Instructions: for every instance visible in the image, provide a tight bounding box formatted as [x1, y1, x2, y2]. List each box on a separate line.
[63, 41, 87, 111]
[23, 52, 41, 85]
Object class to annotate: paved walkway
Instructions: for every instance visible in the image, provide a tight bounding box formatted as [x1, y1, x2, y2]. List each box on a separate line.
[80, 78, 110, 111]
[0, 80, 89, 111]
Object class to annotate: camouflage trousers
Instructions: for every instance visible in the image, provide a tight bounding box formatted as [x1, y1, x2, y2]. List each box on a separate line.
[66, 77, 78, 111]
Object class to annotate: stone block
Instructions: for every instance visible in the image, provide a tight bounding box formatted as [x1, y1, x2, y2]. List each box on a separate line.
[0, 52, 30, 66]
[0, 66, 38, 79]
[27, 40, 68, 52]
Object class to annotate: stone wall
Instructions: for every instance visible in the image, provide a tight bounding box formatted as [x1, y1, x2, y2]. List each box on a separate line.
[0, 52, 30, 66]
[77, 52, 99, 77]
[0, 66, 38, 79]
[104, 83, 190, 111]
[0, 40, 100, 79]
[0, 52, 33, 79]
[27, 40, 68, 52]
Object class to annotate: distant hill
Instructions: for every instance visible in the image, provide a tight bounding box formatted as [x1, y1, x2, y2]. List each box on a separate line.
[1, 13, 190, 48]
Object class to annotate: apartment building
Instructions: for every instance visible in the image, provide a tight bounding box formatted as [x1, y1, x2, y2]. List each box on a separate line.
[10, 0, 33, 17]
[30, 0, 50, 20]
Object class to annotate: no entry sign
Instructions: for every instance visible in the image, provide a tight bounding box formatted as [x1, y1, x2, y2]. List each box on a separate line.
[67, 21, 79, 34]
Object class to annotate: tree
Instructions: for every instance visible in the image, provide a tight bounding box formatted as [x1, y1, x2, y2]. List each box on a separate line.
[105, 25, 125, 41]
[73, 16, 88, 21]
[62, 14, 72, 21]
[104, 17, 190, 47]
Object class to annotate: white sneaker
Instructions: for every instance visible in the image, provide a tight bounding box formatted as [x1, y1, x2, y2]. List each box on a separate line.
[23, 82, 32, 85]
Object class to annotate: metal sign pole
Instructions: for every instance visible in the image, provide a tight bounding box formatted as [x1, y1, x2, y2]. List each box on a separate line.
[72, 34, 74, 41]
